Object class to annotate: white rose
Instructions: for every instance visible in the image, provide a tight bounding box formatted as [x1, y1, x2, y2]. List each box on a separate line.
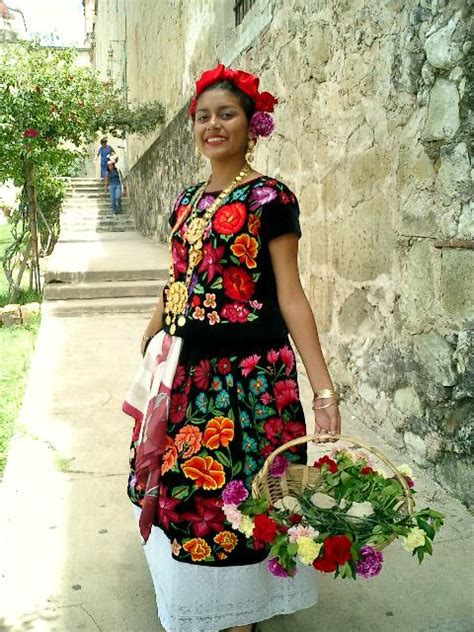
[397, 464, 413, 478]
[274, 495, 302, 513]
[346, 501, 374, 521]
[310, 492, 337, 509]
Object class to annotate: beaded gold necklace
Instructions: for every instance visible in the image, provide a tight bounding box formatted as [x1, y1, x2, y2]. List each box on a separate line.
[164, 162, 251, 335]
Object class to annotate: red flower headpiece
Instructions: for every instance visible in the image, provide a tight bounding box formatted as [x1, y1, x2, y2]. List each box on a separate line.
[188, 63, 278, 117]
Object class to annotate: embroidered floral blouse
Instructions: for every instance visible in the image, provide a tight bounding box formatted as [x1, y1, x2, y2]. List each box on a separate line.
[162, 176, 301, 348]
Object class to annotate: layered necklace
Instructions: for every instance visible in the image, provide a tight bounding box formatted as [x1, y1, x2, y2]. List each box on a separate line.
[164, 162, 252, 335]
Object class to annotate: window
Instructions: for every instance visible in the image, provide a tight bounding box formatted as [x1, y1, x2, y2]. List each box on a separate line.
[233, 0, 256, 27]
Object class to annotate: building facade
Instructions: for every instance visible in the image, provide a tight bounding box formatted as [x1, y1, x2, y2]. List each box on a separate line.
[85, 0, 473, 505]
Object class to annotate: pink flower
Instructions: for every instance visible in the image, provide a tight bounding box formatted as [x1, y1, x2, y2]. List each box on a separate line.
[192, 306, 205, 321]
[269, 455, 289, 477]
[279, 345, 295, 376]
[239, 354, 261, 377]
[203, 293, 217, 308]
[221, 302, 249, 323]
[223, 503, 243, 529]
[222, 480, 249, 505]
[267, 349, 279, 364]
[193, 359, 211, 390]
[260, 392, 272, 405]
[249, 300, 263, 310]
[267, 557, 294, 578]
[355, 546, 383, 578]
[287, 524, 318, 543]
[249, 111, 275, 138]
[273, 379, 298, 414]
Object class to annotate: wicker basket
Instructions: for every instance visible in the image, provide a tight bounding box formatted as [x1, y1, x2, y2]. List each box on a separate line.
[252, 433, 414, 550]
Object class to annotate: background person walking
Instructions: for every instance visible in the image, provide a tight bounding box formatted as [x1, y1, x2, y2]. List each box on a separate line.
[104, 157, 124, 214]
[95, 137, 114, 179]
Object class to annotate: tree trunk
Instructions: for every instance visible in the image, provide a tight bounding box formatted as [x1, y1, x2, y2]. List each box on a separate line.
[24, 160, 41, 293]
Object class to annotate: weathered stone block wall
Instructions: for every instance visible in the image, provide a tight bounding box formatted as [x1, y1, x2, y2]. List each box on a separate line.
[95, 0, 474, 504]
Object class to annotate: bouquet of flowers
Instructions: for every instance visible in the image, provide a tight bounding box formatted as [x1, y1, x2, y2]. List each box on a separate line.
[221, 435, 444, 579]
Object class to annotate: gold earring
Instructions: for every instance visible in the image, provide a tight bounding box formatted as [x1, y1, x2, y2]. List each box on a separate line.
[246, 138, 256, 163]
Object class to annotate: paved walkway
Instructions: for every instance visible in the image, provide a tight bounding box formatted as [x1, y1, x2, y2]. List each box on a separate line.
[0, 226, 473, 631]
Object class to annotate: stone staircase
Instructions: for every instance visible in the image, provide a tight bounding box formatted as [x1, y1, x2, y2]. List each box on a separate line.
[42, 177, 168, 315]
[59, 177, 135, 238]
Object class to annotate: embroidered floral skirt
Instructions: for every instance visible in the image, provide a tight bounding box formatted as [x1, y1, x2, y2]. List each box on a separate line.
[128, 335, 307, 567]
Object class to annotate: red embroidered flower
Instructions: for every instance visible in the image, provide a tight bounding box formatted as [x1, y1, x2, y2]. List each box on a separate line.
[175, 426, 202, 458]
[169, 393, 188, 424]
[212, 203, 246, 235]
[172, 240, 187, 274]
[182, 496, 225, 537]
[281, 421, 306, 445]
[216, 357, 231, 375]
[172, 365, 186, 389]
[313, 455, 338, 474]
[223, 266, 255, 301]
[193, 359, 211, 390]
[266, 349, 279, 364]
[263, 417, 283, 442]
[253, 514, 278, 543]
[279, 345, 295, 376]
[202, 416, 234, 450]
[197, 243, 225, 282]
[191, 295, 201, 307]
[260, 392, 272, 405]
[220, 302, 249, 323]
[273, 379, 298, 414]
[238, 353, 261, 377]
[157, 485, 182, 530]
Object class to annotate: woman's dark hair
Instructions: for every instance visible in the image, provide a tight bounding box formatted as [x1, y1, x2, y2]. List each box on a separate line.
[196, 80, 255, 120]
[100, 137, 107, 144]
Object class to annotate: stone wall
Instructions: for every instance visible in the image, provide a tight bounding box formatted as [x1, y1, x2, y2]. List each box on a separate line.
[91, 0, 473, 504]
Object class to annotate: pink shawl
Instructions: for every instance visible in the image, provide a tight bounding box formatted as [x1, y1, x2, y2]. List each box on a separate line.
[122, 331, 182, 542]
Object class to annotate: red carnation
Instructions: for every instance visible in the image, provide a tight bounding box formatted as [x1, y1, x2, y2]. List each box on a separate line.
[313, 455, 338, 474]
[313, 535, 352, 573]
[360, 466, 374, 475]
[253, 513, 277, 544]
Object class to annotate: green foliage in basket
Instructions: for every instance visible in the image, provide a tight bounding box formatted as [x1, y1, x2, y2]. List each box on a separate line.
[221, 442, 444, 579]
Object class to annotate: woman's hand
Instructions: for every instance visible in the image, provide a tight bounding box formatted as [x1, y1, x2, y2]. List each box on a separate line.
[313, 399, 341, 437]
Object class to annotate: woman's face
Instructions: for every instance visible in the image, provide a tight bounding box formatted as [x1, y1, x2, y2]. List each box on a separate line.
[194, 88, 249, 162]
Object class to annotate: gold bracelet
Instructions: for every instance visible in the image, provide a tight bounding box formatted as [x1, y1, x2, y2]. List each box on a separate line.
[313, 400, 338, 410]
[313, 388, 339, 401]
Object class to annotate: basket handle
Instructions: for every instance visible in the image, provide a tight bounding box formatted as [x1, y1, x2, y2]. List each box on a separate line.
[251, 433, 414, 513]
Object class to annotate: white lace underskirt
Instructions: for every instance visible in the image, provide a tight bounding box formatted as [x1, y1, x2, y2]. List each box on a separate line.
[133, 506, 318, 632]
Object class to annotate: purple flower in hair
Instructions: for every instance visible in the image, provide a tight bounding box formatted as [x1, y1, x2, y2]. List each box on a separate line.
[248, 186, 277, 211]
[269, 455, 289, 478]
[355, 546, 383, 579]
[268, 557, 294, 578]
[249, 111, 275, 138]
[222, 480, 249, 505]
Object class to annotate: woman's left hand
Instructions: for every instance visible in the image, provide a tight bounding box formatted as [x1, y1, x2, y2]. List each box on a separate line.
[313, 399, 341, 438]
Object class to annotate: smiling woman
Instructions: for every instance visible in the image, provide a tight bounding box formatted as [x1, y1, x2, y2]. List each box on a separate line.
[123, 63, 341, 632]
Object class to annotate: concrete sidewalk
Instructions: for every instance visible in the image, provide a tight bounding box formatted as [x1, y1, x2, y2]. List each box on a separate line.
[0, 232, 473, 631]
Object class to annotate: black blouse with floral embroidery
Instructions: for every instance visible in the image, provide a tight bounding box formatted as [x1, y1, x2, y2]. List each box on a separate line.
[162, 176, 301, 354]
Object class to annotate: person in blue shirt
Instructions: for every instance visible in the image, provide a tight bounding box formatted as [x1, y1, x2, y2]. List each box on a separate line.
[104, 157, 124, 214]
[95, 138, 114, 179]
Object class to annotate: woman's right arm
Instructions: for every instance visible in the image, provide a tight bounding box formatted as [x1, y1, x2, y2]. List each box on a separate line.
[140, 296, 165, 355]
